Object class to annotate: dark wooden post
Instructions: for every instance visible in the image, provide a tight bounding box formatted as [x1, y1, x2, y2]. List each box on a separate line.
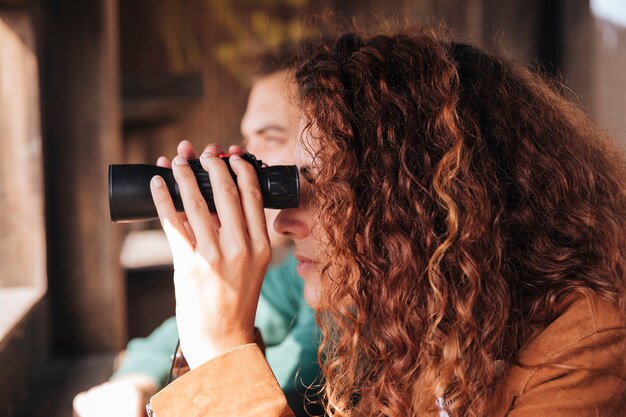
[35, 0, 125, 352]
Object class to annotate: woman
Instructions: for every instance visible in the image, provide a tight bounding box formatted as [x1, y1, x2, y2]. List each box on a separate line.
[147, 28, 626, 416]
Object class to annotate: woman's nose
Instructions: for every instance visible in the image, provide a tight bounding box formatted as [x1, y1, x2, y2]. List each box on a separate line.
[273, 208, 309, 240]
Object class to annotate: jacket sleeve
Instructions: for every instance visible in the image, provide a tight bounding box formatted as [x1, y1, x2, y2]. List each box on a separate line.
[507, 328, 626, 417]
[149, 343, 295, 417]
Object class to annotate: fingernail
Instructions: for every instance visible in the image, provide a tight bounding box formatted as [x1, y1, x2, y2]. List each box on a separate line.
[152, 176, 164, 187]
[230, 154, 241, 161]
[201, 152, 213, 159]
[174, 155, 188, 165]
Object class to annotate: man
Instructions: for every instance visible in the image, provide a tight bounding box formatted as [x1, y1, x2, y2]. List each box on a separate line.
[73, 48, 320, 417]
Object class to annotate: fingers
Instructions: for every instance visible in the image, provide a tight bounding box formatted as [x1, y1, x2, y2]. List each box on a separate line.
[199, 152, 247, 241]
[200, 145, 227, 231]
[150, 175, 196, 263]
[203, 143, 222, 155]
[177, 140, 197, 159]
[157, 140, 196, 168]
[156, 154, 194, 242]
[158, 141, 245, 168]
[228, 144, 246, 155]
[228, 155, 270, 252]
[157, 156, 171, 168]
[202, 143, 245, 156]
[155, 142, 254, 255]
[171, 156, 219, 250]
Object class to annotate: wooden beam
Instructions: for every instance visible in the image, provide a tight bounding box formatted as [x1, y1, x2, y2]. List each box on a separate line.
[35, 0, 125, 353]
[0, 296, 48, 417]
[122, 72, 203, 129]
[0, 10, 46, 289]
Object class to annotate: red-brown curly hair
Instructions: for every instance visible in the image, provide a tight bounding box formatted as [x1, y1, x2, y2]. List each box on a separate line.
[294, 28, 626, 417]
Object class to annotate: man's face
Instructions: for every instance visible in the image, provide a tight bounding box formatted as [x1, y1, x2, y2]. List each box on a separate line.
[240, 70, 299, 257]
[273, 123, 323, 307]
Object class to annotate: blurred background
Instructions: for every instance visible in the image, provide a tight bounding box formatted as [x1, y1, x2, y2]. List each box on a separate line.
[0, 0, 624, 416]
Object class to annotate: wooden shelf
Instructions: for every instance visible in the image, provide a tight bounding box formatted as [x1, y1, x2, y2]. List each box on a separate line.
[120, 229, 172, 270]
[122, 73, 203, 130]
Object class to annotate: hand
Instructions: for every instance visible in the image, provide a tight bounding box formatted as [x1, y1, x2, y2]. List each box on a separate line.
[150, 141, 271, 369]
[156, 141, 246, 236]
[73, 375, 157, 417]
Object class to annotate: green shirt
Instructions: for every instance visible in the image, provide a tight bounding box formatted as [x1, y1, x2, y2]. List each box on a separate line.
[111, 253, 320, 394]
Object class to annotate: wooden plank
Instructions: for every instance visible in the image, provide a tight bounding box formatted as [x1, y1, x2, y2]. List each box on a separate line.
[0, 11, 46, 288]
[23, 352, 117, 417]
[35, 0, 125, 352]
[480, 0, 541, 61]
[0, 9, 48, 417]
[126, 267, 175, 340]
[0, 0, 27, 9]
[122, 73, 203, 129]
[587, 4, 626, 148]
[0, 288, 45, 342]
[561, 0, 594, 106]
[0, 297, 48, 417]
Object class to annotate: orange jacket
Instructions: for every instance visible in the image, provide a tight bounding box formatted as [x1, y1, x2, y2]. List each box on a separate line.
[149, 289, 626, 416]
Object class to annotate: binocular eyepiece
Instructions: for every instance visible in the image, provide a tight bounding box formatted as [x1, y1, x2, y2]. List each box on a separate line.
[109, 153, 299, 223]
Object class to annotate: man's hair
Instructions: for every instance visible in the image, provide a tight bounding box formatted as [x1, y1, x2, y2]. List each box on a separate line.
[251, 37, 333, 78]
[253, 41, 303, 77]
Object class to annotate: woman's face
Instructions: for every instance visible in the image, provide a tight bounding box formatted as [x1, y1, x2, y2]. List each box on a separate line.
[273, 125, 323, 308]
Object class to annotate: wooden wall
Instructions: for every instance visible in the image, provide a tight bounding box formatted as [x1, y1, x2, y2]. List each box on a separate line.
[1, 1, 625, 415]
[585, 5, 626, 147]
[118, 0, 616, 169]
[118, 0, 333, 167]
[35, 0, 125, 353]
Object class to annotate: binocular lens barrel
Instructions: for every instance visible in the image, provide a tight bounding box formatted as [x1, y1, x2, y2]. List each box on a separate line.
[109, 154, 299, 223]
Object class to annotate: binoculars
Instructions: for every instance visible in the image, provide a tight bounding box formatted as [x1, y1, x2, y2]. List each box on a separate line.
[109, 153, 299, 223]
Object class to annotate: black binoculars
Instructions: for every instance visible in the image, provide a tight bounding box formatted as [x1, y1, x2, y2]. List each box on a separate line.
[109, 153, 299, 223]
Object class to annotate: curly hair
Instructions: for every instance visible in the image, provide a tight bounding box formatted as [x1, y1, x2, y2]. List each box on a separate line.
[294, 28, 626, 417]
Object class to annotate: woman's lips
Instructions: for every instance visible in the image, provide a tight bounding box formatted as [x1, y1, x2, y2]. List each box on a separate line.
[295, 254, 317, 275]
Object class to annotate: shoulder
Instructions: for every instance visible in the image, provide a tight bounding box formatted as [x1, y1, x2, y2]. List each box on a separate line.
[498, 290, 626, 416]
[518, 289, 626, 367]
[522, 289, 626, 361]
